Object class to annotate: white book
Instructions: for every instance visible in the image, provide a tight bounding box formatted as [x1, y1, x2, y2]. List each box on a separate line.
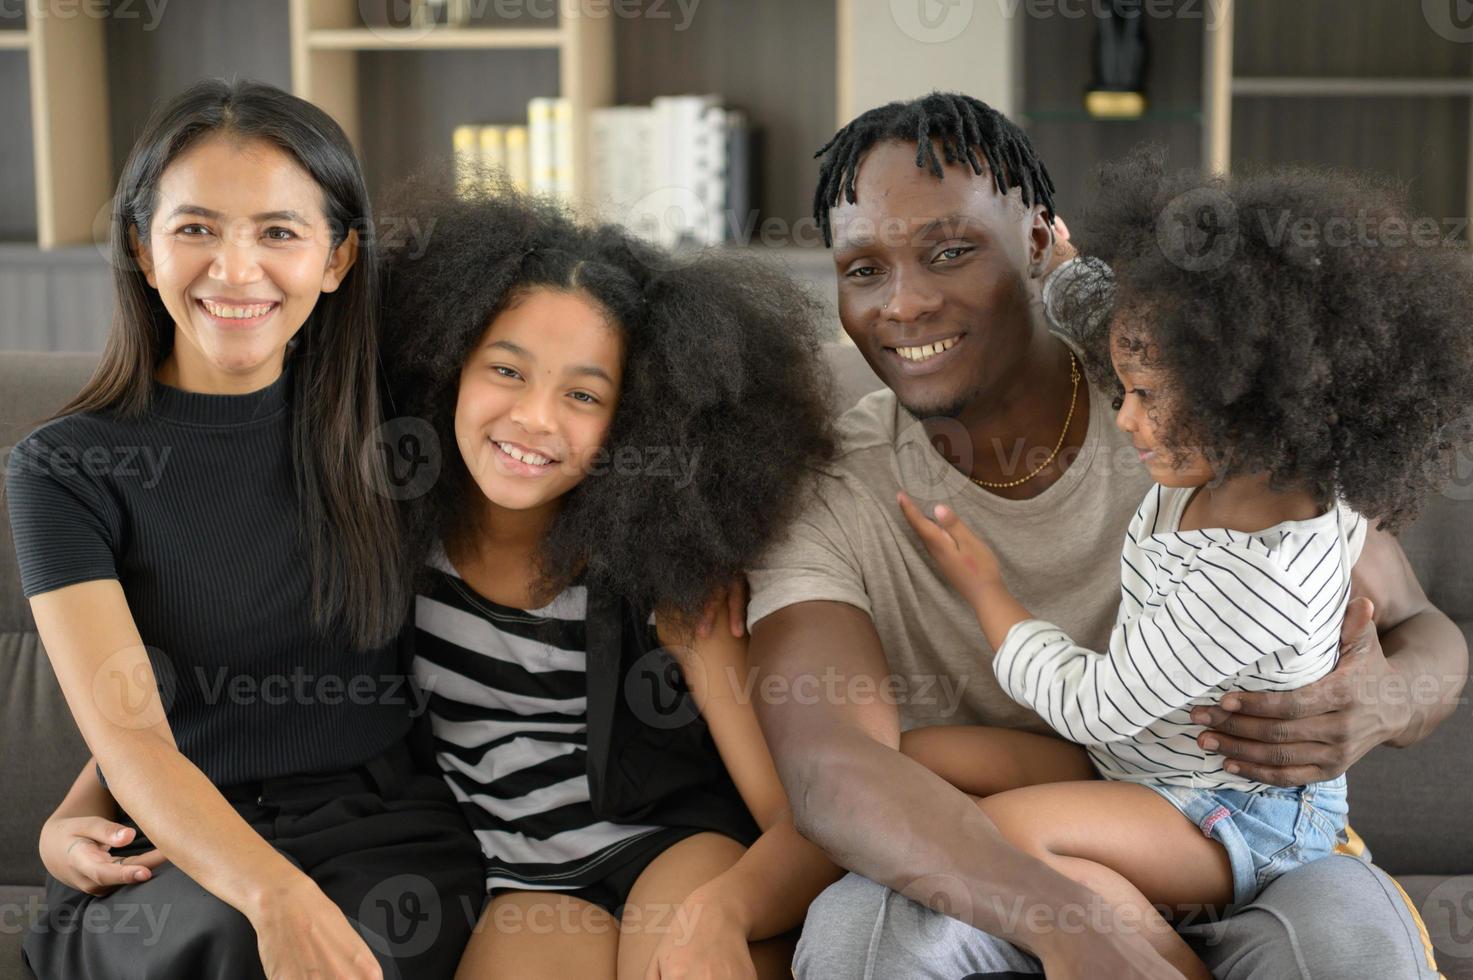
[690, 104, 728, 245]
[590, 106, 655, 228]
[505, 126, 530, 193]
[649, 95, 721, 248]
[588, 108, 623, 223]
[552, 99, 575, 202]
[452, 124, 480, 199]
[527, 97, 558, 199]
[478, 126, 506, 193]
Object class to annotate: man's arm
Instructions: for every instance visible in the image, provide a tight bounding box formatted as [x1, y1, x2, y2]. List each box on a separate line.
[1353, 525, 1467, 746]
[1195, 527, 1468, 783]
[748, 599, 1178, 977]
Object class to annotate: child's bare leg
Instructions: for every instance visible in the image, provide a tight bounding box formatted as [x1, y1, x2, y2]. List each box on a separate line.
[900, 725, 1097, 797]
[976, 780, 1233, 980]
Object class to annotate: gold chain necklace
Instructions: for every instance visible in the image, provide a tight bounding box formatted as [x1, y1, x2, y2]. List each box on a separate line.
[969, 350, 1080, 490]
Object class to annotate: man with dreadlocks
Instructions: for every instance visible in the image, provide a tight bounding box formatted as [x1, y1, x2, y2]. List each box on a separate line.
[747, 92, 1454, 979]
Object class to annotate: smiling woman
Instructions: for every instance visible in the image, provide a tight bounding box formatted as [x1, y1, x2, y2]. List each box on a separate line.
[8, 78, 484, 980]
[137, 136, 357, 393]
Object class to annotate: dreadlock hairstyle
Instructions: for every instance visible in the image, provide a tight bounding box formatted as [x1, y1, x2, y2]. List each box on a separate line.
[812, 91, 1058, 246]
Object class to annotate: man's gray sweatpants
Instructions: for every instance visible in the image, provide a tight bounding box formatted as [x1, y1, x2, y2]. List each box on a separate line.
[793, 856, 1441, 979]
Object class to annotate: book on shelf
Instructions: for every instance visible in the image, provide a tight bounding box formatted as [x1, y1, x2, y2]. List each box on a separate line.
[504, 126, 530, 193]
[451, 94, 758, 243]
[405, 0, 472, 29]
[527, 97, 574, 200]
[589, 94, 757, 248]
[478, 126, 506, 177]
[724, 110, 753, 244]
[452, 124, 479, 198]
[450, 122, 532, 198]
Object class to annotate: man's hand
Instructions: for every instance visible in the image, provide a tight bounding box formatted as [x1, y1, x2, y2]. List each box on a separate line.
[1190, 597, 1407, 786]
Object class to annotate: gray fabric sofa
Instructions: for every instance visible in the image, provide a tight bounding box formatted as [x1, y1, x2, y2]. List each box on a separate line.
[2, 348, 1471, 980]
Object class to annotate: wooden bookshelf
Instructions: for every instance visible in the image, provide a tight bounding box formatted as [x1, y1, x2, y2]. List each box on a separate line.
[307, 27, 566, 50]
[288, 0, 612, 202]
[4, 1, 112, 250]
[1021, 0, 1472, 231]
[1209, 0, 1473, 225]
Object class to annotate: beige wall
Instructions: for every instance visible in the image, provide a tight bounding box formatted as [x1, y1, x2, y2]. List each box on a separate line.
[838, 0, 1017, 124]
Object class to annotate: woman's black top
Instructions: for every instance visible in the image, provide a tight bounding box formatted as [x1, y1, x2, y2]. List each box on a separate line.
[5, 361, 411, 786]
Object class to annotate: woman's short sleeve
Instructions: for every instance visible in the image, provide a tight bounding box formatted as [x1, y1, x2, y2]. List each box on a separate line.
[5, 429, 123, 598]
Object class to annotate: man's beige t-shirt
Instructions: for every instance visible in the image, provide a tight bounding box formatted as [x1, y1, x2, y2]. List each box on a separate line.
[747, 367, 1154, 734]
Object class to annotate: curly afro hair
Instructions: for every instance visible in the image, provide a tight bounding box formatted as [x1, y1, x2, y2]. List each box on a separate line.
[379, 171, 836, 617]
[1057, 147, 1473, 531]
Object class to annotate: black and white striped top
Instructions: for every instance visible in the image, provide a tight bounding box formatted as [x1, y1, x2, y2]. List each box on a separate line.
[993, 484, 1367, 791]
[412, 545, 678, 891]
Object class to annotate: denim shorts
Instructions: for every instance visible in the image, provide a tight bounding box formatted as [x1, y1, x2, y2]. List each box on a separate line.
[1146, 774, 1349, 913]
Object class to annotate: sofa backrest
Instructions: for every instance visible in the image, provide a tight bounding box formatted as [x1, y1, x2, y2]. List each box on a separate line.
[1, 352, 100, 885]
[2, 346, 1469, 882]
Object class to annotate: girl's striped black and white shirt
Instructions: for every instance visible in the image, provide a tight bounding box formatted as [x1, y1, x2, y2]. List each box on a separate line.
[993, 484, 1367, 792]
[411, 544, 677, 892]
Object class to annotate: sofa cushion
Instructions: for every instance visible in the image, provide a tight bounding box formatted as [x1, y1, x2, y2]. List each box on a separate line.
[1, 353, 99, 894]
[1399, 487, 1473, 626]
[1347, 619, 1473, 877]
[0, 883, 41, 980]
[1399, 874, 1473, 980]
[0, 631, 89, 886]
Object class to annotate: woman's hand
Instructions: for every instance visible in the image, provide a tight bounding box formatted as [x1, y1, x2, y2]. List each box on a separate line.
[645, 889, 757, 980]
[898, 493, 1003, 607]
[250, 876, 385, 980]
[40, 816, 166, 896]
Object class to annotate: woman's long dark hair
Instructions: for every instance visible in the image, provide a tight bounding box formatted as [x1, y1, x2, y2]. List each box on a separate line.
[54, 77, 406, 651]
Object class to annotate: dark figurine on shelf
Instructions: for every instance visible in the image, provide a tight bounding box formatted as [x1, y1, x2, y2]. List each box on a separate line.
[1087, 0, 1150, 118]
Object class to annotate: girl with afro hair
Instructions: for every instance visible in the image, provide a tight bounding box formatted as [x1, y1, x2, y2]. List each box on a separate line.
[379, 173, 840, 979]
[896, 149, 1473, 980]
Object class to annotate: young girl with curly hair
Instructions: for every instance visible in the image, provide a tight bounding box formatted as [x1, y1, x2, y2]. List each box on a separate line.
[379, 176, 840, 979]
[895, 152, 1473, 980]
